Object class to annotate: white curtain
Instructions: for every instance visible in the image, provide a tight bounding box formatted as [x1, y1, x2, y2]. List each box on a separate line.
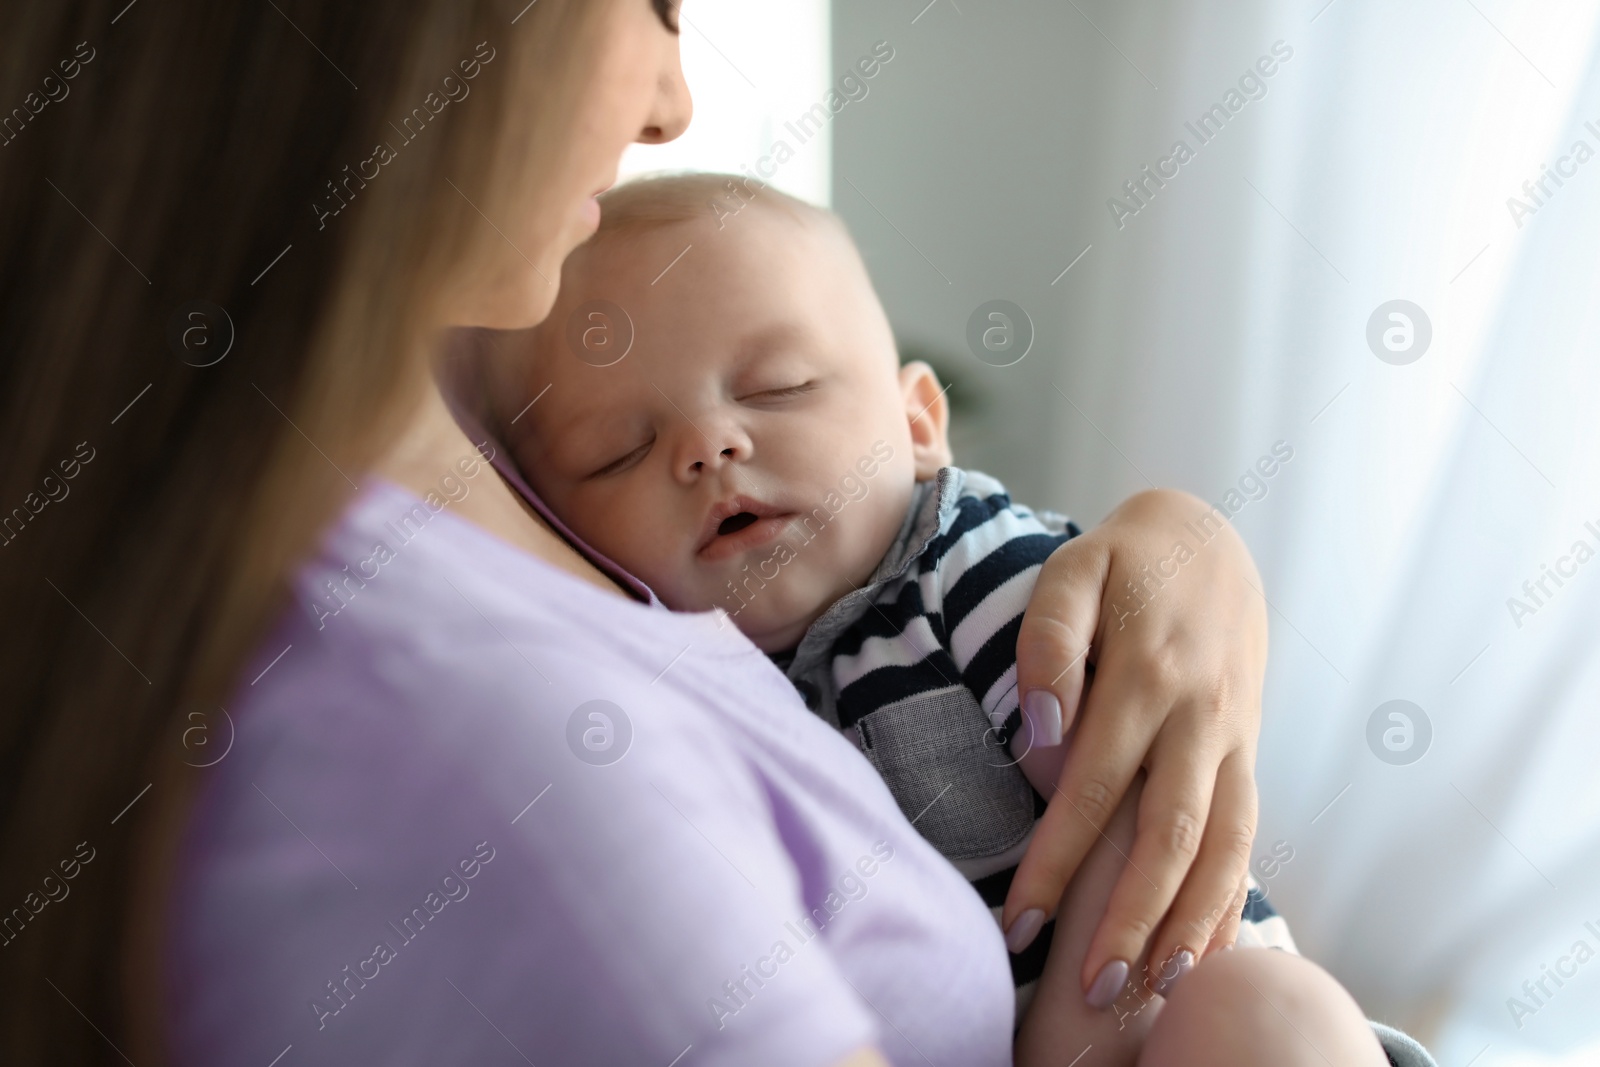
[831, 1, 1600, 1062]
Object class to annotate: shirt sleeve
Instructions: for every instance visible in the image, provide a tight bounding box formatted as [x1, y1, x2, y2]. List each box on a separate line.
[168, 631, 881, 1067]
[918, 483, 1079, 739]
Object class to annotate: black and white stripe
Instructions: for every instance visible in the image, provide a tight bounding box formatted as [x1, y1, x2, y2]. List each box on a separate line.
[831, 472, 1077, 739]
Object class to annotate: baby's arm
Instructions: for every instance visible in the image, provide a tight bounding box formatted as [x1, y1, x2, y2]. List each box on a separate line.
[1016, 772, 1388, 1067]
[1139, 949, 1389, 1067]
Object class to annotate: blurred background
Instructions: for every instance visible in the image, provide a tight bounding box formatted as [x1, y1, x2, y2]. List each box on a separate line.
[623, 2, 1600, 1063]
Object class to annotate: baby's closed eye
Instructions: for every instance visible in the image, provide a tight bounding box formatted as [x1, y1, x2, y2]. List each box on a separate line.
[736, 379, 818, 404]
[585, 436, 654, 479]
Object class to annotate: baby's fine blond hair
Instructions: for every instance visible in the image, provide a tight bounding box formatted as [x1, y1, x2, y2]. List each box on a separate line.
[593, 171, 846, 244]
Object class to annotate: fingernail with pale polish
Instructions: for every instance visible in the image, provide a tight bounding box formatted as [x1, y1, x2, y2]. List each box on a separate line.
[1153, 949, 1195, 996]
[1086, 959, 1129, 1009]
[1004, 908, 1046, 954]
[1022, 690, 1063, 747]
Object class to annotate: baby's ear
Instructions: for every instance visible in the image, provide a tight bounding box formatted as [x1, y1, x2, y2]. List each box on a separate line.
[898, 361, 953, 479]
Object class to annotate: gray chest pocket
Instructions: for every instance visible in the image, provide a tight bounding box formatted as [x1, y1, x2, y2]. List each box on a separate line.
[850, 683, 1036, 861]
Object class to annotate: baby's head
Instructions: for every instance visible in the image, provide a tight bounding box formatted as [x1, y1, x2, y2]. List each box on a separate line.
[499, 173, 951, 651]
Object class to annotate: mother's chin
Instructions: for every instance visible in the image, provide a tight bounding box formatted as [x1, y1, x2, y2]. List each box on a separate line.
[445, 256, 565, 332]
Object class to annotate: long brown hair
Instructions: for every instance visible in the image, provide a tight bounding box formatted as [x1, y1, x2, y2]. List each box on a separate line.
[0, 2, 616, 1060]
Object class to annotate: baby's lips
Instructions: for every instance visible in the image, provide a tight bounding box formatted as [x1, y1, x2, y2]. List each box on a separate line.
[696, 513, 794, 564]
[694, 494, 787, 554]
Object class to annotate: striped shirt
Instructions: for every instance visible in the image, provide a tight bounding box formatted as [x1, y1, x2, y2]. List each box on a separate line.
[829, 468, 1077, 744]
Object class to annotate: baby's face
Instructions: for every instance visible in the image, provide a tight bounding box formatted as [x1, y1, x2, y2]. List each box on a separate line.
[510, 208, 940, 651]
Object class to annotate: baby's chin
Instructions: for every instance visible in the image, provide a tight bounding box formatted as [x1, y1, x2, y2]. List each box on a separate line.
[662, 580, 828, 655]
[724, 611, 818, 656]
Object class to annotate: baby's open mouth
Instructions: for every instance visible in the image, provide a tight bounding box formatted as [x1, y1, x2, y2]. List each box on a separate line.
[697, 497, 794, 562]
[717, 512, 759, 536]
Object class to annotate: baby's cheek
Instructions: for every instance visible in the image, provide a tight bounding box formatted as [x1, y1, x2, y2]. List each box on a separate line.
[587, 506, 652, 564]
[588, 500, 688, 592]
[836, 482, 915, 587]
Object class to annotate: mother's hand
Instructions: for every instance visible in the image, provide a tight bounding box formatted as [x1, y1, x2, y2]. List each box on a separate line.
[1001, 488, 1267, 1006]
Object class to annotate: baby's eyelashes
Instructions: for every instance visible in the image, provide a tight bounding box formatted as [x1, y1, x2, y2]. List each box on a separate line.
[735, 379, 818, 404]
[585, 438, 654, 480]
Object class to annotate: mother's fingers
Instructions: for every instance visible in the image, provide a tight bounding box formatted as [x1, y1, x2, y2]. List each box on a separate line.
[1001, 646, 1159, 944]
[1014, 534, 1110, 746]
[1151, 749, 1257, 966]
[1205, 890, 1245, 957]
[1076, 705, 1222, 998]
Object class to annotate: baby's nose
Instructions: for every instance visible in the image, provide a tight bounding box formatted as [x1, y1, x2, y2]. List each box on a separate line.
[689, 446, 738, 473]
[676, 424, 752, 480]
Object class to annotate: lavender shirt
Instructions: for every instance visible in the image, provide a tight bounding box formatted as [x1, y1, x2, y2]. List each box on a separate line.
[166, 476, 1014, 1066]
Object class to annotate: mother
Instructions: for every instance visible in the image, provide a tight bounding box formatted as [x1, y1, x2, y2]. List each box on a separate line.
[0, 2, 1269, 1063]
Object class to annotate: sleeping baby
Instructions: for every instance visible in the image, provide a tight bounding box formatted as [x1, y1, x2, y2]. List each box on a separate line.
[490, 173, 1409, 1066]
